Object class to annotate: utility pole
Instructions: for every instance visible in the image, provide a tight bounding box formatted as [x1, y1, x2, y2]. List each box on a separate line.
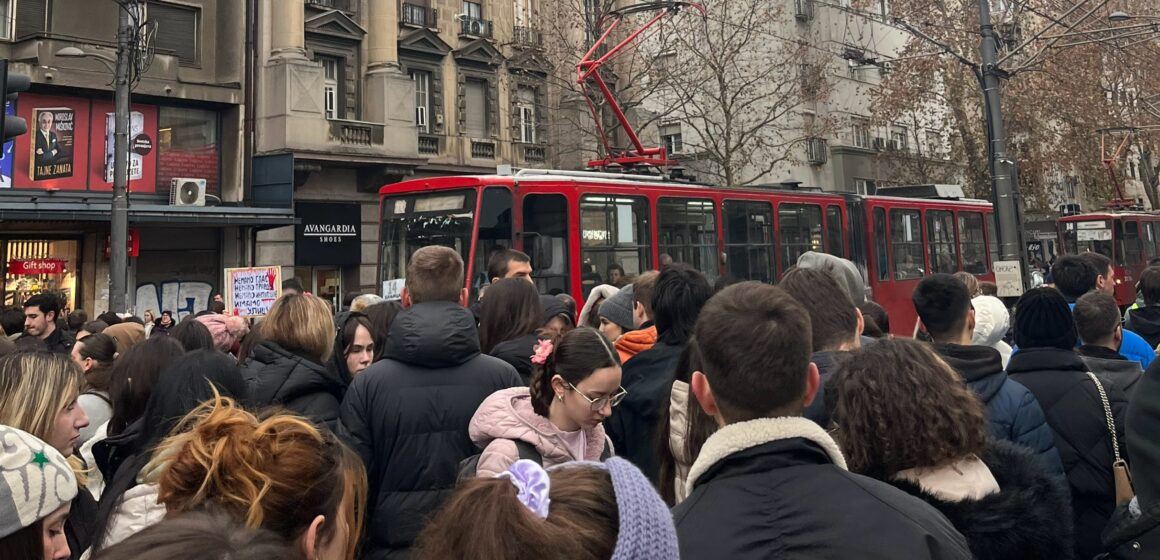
[977, 0, 1025, 273]
[110, 3, 132, 313]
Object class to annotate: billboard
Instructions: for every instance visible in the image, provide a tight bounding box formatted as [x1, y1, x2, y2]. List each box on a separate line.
[89, 101, 157, 192]
[12, 94, 91, 191]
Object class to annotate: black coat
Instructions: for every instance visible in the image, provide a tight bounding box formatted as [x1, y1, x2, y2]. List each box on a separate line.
[673, 418, 973, 560]
[242, 340, 346, 430]
[886, 441, 1075, 559]
[1006, 347, 1130, 560]
[603, 341, 684, 482]
[1126, 305, 1160, 351]
[1102, 500, 1160, 559]
[43, 326, 75, 354]
[489, 332, 539, 385]
[65, 488, 98, 560]
[935, 343, 1065, 476]
[338, 301, 522, 560]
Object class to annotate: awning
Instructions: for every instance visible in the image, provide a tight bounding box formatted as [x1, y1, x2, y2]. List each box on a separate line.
[0, 200, 297, 228]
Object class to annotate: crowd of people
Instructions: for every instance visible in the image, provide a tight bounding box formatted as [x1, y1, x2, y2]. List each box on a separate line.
[3, 246, 1160, 559]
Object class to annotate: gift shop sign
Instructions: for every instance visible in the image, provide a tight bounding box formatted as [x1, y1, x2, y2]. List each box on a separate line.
[8, 259, 65, 275]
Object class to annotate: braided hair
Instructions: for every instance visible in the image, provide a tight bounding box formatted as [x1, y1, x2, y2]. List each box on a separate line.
[528, 327, 621, 417]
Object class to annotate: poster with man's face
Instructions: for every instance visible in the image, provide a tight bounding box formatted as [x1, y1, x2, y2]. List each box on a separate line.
[31, 107, 75, 181]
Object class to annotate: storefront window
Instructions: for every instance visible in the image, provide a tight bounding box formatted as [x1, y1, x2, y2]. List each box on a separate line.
[2, 240, 80, 311]
[157, 107, 220, 194]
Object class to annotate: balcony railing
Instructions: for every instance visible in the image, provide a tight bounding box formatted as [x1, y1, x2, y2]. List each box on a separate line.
[328, 120, 385, 147]
[471, 140, 496, 159]
[459, 17, 493, 39]
[418, 134, 440, 155]
[305, 0, 356, 12]
[513, 26, 543, 48]
[401, 3, 437, 27]
[522, 145, 546, 162]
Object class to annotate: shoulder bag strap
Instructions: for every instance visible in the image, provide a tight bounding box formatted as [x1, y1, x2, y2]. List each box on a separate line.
[1085, 372, 1135, 506]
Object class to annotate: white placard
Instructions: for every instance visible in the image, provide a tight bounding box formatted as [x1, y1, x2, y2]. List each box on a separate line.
[993, 260, 1024, 298]
[1076, 221, 1108, 230]
[382, 278, 405, 301]
[1076, 229, 1112, 241]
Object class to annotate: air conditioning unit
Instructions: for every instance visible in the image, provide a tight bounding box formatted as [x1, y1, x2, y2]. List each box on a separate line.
[170, 178, 207, 207]
[806, 137, 828, 165]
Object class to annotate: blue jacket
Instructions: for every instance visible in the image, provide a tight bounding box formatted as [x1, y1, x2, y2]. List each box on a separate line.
[1061, 302, 1155, 369]
[934, 344, 1065, 477]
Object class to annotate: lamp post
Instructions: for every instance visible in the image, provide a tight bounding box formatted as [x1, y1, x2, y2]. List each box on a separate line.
[56, 7, 132, 313]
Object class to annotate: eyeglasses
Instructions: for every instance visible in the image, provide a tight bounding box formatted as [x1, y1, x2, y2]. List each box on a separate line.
[565, 383, 628, 411]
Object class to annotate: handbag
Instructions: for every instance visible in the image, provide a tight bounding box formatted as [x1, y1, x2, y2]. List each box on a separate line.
[1085, 372, 1135, 506]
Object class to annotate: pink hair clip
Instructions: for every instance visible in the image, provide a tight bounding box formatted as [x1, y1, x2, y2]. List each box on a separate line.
[531, 339, 554, 365]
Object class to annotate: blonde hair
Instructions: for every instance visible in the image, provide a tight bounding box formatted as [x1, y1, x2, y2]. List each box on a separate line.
[0, 351, 87, 482]
[153, 395, 366, 560]
[258, 293, 335, 363]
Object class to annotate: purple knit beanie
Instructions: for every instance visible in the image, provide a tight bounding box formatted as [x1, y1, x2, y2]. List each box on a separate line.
[604, 457, 679, 560]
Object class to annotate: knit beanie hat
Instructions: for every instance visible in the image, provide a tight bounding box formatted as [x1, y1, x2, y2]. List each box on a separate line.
[797, 251, 867, 306]
[0, 424, 78, 538]
[196, 314, 236, 353]
[541, 295, 575, 327]
[1013, 287, 1077, 350]
[599, 286, 636, 331]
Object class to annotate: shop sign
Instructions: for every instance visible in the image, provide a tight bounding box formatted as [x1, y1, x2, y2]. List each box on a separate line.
[8, 258, 65, 275]
[295, 202, 362, 266]
[103, 229, 142, 259]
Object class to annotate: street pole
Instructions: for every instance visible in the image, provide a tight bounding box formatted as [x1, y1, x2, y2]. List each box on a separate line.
[977, 0, 1025, 272]
[110, 3, 131, 313]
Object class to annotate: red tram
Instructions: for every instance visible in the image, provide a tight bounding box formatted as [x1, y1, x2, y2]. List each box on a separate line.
[378, 171, 996, 336]
[1058, 212, 1160, 307]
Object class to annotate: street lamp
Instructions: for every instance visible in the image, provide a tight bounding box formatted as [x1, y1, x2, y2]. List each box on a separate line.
[55, 35, 133, 314]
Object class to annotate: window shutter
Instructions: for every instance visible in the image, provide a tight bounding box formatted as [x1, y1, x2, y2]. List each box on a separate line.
[487, 79, 499, 137]
[151, 2, 199, 65]
[456, 73, 467, 134]
[464, 79, 487, 137]
[15, 0, 48, 37]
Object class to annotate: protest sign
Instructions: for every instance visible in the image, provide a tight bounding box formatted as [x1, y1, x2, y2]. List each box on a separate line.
[224, 266, 282, 318]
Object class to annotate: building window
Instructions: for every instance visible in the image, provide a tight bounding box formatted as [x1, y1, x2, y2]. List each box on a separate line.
[0, 0, 12, 40]
[514, 0, 532, 27]
[149, 1, 200, 65]
[854, 178, 875, 195]
[925, 130, 941, 158]
[14, 0, 45, 38]
[515, 86, 536, 143]
[2, 239, 80, 311]
[318, 56, 341, 120]
[890, 126, 908, 151]
[661, 124, 683, 155]
[852, 120, 871, 149]
[158, 106, 220, 195]
[464, 78, 488, 137]
[410, 70, 431, 132]
[462, 0, 482, 19]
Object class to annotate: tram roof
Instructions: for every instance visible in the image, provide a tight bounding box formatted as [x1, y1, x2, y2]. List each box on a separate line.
[1059, 211, 1160, 220]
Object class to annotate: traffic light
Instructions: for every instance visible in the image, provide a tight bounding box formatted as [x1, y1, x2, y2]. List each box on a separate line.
[0, 59, 30, 142]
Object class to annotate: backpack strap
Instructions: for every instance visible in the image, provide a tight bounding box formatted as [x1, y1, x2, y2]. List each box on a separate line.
[598, 436, 613, 461]
[513, 439, 543, 465]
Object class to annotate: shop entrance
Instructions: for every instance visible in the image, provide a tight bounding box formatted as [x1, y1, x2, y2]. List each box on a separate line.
[293, 266, 342, 311]
[1, 239, 81, 311]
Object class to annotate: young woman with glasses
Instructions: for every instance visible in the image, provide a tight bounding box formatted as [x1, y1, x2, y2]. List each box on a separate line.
[469, 328, 625, 476]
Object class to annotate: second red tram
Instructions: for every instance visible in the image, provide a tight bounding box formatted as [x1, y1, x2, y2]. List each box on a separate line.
[1058, 212, 1160, 307]
[378, 171, 997, 336]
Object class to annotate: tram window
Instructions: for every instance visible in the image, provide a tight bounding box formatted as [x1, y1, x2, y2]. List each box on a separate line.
[1123, 220, 1142, 266]
[472, 187, 513, 301]
[580, 195, 651, 292]
[1146, 223, 1157, 260]
[986, 214, 999, 269]
[658, 198, 719, 279]
[927, 210, 957, 274]
[826, 205, 844, 257]
[874, 207, 889, 281]
[380, 189, 476, 284]
[724, 200, 774, 284]
[890, 209, 924, 280]
[522, 194, 570, 296]
[958, 212, 988, 274]
[778, 203, 823, 275]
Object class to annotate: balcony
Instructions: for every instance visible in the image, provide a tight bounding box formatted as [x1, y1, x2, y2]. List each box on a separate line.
[522, 144, 546, 162]
[459, 17, 493, 39]
[401, 3, 437, 27]
[305, 0, 356, 12]
[471, 140, 496, 159]
[328, 119, 385, 147]
[513, 26, 543, 48]
[418, 134, 440, 155]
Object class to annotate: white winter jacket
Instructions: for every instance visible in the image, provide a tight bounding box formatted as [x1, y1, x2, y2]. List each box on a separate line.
[99, 482, 166, 549]
[971, 295, 1013, 368]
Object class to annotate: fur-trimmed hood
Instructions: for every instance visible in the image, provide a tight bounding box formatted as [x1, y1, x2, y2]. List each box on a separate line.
[686, 416, 845, 496]
[886, 440, 1074, 560]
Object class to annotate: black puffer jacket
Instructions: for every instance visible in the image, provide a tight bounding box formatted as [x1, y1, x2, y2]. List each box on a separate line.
[242, 340, 346, 430]
[603, 341, 684, 482]
[886, 441, 1074, 559]
[1125, 305, 1160, 351]
[339, 301, 521, 560]
[489, 332, 539, 385]
[1006, 347, 1129, 560]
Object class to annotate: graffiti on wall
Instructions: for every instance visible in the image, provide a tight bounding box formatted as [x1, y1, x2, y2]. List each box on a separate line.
[136, 280, 213, 320]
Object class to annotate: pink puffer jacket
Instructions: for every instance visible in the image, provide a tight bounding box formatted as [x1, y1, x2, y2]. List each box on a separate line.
[469, 387, 610, 477]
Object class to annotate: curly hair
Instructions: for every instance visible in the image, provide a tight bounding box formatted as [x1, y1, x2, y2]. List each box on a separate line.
[827, 338, 990, 478]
